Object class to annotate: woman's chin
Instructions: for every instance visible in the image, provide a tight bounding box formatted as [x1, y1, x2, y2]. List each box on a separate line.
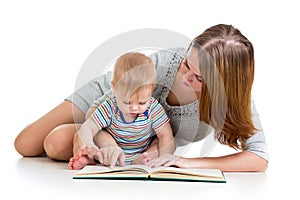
[181, 84, 194, 92]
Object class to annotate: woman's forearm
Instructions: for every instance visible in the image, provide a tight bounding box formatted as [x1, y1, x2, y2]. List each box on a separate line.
[186, 151, 268, 172]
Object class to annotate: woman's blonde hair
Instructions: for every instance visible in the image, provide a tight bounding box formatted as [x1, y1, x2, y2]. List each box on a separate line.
[111, 52, 157, 97]
[191, 24, 257, 150]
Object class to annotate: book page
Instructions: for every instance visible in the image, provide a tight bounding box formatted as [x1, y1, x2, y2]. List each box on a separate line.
[76, 165, 152, 176]
[150, 167, 223, 178]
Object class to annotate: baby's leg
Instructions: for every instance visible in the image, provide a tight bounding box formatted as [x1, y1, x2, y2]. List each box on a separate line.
[131, 137, 159, 165]
[68, 154, 95, 170]
[130, 152, 151, 165]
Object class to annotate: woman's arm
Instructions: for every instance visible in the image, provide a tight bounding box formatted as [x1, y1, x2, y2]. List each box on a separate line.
[148, 150, 268, 172]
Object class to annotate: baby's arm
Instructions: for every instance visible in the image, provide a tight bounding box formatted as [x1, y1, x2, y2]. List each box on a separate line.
[72, 118, 100, 156]
[68, 118, 101, 170]
[94, 129, 117, 147]
[78, 118, 99, 146]
[156, 122, 176, 156]
[146, 99, 175, 159]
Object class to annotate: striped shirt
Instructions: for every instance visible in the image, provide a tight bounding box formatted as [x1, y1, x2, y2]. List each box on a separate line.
[91, 95, 170, 164]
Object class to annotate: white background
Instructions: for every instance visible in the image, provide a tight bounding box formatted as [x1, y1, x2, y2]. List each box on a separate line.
[1, 0, 299, 198]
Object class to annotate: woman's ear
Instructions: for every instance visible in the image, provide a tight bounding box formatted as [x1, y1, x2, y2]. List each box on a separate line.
[111, 81, 115, 90]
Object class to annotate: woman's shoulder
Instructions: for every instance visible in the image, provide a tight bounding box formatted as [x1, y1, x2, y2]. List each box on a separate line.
[149, 47, 186, 66]
[151, 47, 185, 80]
[150, 48, 186, 101]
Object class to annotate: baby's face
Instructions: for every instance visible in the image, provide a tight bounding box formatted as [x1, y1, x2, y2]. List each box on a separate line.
[115, 88, 152, 121]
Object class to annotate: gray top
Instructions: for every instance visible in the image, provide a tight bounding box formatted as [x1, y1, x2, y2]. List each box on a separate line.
[66, 48, 268, 161]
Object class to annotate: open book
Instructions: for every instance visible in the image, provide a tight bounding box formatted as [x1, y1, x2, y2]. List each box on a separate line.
[73, 165, 226, 183]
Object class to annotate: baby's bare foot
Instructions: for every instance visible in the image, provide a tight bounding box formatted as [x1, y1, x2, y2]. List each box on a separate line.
[68, 154, 95, 170]
[131, 152, 149, 165]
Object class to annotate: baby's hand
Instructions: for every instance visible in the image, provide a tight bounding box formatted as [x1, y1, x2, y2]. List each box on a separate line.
[95, 146, 125, 168]
[79, 144, 99, 159]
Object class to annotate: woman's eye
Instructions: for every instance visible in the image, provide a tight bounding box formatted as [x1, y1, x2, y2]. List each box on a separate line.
[195, 76, 203, 82]
[184, 60, 190, 70]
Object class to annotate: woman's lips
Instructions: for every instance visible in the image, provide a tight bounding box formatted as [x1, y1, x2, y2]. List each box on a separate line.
[182, 79, 191, 88]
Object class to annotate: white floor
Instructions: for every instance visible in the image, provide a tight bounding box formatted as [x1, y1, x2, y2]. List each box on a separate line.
[1, 137, 298, 200]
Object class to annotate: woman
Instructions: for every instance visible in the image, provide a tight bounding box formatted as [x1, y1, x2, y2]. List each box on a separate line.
[14, 24, 268, 172]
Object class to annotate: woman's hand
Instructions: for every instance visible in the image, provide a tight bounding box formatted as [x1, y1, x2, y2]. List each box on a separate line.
[95, 146, 125, 168]
[148, 154, 191, 168]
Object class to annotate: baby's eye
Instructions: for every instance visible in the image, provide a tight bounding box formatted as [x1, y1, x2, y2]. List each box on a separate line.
[139, 102, 147, 105]
[123, 101, 130, 105]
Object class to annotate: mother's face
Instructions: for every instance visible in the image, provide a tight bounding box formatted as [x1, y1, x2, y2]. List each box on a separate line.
[178, 47, 203, 93]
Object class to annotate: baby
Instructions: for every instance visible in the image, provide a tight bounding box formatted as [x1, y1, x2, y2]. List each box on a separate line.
[68, 52, 175, 169]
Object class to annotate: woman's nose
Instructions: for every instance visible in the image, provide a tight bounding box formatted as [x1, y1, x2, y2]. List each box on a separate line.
[183, 71, 193, 81]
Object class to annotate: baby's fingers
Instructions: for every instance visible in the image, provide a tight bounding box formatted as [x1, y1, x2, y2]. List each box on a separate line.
[96, 150, 104, 164]
[110, 150, 125, 168]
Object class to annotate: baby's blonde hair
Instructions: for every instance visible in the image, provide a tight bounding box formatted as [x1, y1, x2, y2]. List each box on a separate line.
[111, 52, 157, 98]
